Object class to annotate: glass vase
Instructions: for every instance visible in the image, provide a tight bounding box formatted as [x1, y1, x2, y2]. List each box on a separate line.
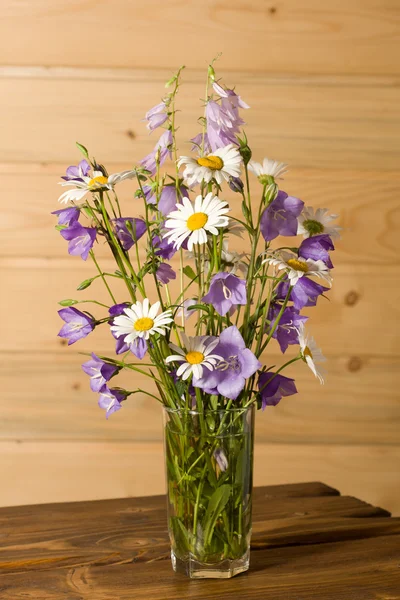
[163, 404, 255, 579]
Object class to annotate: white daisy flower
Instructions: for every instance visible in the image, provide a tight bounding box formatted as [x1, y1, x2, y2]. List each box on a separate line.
[297, 206, 341, 239]
[297, 323, 326, 384]
[163, 193, 229, 251]
[165, 334, 222, 381]
[248, 157, 288, 183]
[58, 168, 137, 204]
[177, 144, 242, 187]
[263, 250, 332, 286]
[220, 241, 249, 276]
[110, 299, 173, 343]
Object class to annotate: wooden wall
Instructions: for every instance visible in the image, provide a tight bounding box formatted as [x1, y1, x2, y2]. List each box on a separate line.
[1, 1, 399, 512]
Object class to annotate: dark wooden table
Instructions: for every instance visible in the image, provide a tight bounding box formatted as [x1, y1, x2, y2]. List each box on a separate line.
[1, 482, 399, 599]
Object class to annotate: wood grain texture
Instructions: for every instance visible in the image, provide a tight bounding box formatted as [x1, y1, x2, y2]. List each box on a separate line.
[2, 353, 400, 445]
[1, 0, 400, 75]
[0, 483, 399, 599]
[1, 1, 400, 511]
[0, 69, 399, 169]
[2, 442, 400, 514]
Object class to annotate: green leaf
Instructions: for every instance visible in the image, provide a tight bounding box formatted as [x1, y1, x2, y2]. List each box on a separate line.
[241, 200, 250, 220]
[183, 265, 197, 280]
[76, 142, 89, 158]
[175, 379, 186, 398]
[203, 484, 231, 547]
[165, 75, 177, 88]
[169, 517, 191, 553]
[82, 206, 94, 219]
[210, 395, 219, 410]
[235, 448, 244, 486]
[206, 413, 216, 433]
[55, 224, 67, 231]
[59, 299, 79, 307]
[186, 303, 209, 314]
[77, 277, 95, 291]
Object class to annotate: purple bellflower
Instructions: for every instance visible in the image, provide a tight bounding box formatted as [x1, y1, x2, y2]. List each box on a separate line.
[152, 233, 177, 260]
[260, 191, 304, 242]
[145, 101, 168, 131]
[258, 372, 297, 409]
[58, 307, 94, 345]
[112, 218, 147, 251]
[140, 130, 173, 175]
[202, 272, 247, 316]
[98, 386, 127, 419]
[214, 447, 228, 472]
[299, 234, 335, 269]
[190, 132, 211, 154]
[60, 223, 97, 260]
[276, 277, 329, 311]
[266, 305, 308, 353]
[82, 353, 119, 392]
[143, 184, 188, 216]
[61, 159, 91, 181]
[158, 185, 188, 216]
[156, 263, 176, 284]
[194, 326, 261, 400]
[142, 184, 157, 205]
[52, 207, 80, 226]
[205, 83, 249, 151]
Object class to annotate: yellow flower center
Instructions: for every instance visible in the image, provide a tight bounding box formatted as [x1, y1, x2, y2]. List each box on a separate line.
[88, 175, 109, 189]
[134, 317, 154, 332]
[185, 351, 204, 365]
[187, 212, 208, 231]
[287, 258, 309, 273]
[197, 156, 224, 170]
[303, 346, 313, 359]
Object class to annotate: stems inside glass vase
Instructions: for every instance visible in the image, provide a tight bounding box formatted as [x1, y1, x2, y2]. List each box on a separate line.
[163, 405, 255, 578]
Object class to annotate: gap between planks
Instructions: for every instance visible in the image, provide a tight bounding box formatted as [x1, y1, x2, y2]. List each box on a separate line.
[1, 66, 399, 87]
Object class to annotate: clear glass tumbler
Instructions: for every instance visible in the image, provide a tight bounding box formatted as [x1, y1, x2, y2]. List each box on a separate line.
[163, 405, 255, 579]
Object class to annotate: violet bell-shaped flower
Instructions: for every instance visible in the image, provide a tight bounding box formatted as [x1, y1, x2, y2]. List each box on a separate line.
[57, 307, 95, 345]
[156, 263, 176, 285]
[98, 386, 128, 419]
[298, 234, 335, 269]
[193, 326, 261, 400]
[275, 277, 330, 311]
[202, 272, 247, 316]
[258, 372, 297, 409]
[60, 223, 97, 260]
[260, 191, 304, 242]
[266, 304, 308, 353]
[145, 101, 168, 131]
[140, 130, 173, 175]
[112, 217, 146, 251]
[82, 353, 119, 392]
[61, 159, 91, 181]
[52, 206, 80, 226]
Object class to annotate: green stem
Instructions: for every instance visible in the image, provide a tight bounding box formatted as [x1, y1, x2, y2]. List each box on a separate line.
[258, 284, 293, 356]
[89, 250, 117, 304]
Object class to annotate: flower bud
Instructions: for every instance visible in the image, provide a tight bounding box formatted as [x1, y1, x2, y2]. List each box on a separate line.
[239, 144, 252, 165]
[229, 176, 244, 193]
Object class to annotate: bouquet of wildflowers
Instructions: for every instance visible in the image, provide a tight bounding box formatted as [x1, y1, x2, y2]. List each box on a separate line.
[53, 62, 340, 577]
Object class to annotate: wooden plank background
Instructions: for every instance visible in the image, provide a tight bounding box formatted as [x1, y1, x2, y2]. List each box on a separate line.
[1, 1, 399, 512]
